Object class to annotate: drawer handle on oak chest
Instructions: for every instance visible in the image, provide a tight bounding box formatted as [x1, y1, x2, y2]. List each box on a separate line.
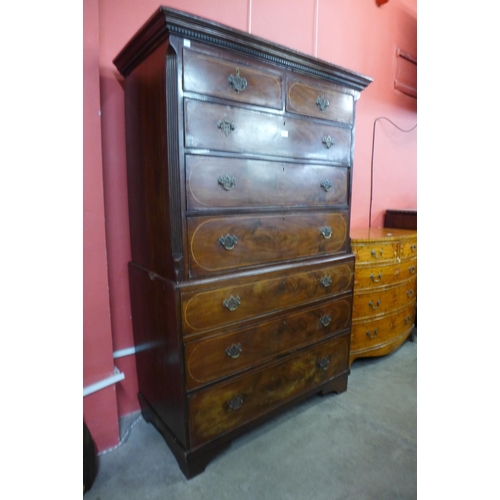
[320, 314, 331, 327]
[227, 395, 244, 411]
[371, 250, 383, 259]
[318, 357, 330, 370]
[410, 244, 417, 252]
[225, 343, 243, 359]
[219, 234, 238, 250]
[228, 67, 247, 93]
[217, 119, 236, 136]
[320, 226, 332, 239]
[366, 328, 379, 339]
[407, 289, 414, 298]
[322, 135, 335, 149]
[223, 295, 241, 311]
[316, 92, 330, 111]
[217, 174, 236, 191]
[369, 300, 381, 310]
[320, 275, 332, 288]
[404, 315, 413, 325]
[409, 266, 416, 274]
[370, 273, 383, 283]
[320, 179, 333, 192]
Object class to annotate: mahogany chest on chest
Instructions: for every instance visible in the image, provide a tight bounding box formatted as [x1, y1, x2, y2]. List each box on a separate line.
[113, 7, 371, 478]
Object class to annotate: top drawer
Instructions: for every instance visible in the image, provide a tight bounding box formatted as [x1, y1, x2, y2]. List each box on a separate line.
[353, 241, 399, 265]
[183, 47, 283, 109]
[286, 76, 354, 124]
[400, 238, 417, 260]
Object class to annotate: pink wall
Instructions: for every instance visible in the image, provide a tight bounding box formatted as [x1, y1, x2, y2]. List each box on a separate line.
[83, 0, 120, 452]
[83, 0, 416, 451]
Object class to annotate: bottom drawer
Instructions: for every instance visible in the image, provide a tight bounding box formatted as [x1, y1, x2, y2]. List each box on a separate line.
[351, 301, 416, 354]
[188, 332, 350, 447]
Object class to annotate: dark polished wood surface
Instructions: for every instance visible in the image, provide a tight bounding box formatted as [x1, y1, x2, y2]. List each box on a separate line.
[115, 6, 371, 478]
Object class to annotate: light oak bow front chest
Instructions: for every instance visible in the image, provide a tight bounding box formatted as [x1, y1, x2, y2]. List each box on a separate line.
[350, 228, 417, 365]
[113, 6, 371, 479]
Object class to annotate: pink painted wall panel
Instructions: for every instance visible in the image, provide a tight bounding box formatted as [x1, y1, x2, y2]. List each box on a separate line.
[83, 0, 119, 452]
[251, 0, 317, 55]
[317, 0, 416, 228]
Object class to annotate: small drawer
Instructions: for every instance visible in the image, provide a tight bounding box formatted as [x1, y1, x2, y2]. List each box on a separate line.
[188, 211, 349, 277]
[188, 332, 350, 446]
[350, 302, 416, 353]
[184, 296, 352, 390]
[352, 241, 398, 265]
[400, 238, 417, 260]
[181, 261, 354, 335]
[183, 48, 283, 109]
[352, 278, 416, 320]
[184, 99, 352, 164]
[286, 77, 354, 124]
[353, 259, 417, 289]
[186, 155, 349, 210]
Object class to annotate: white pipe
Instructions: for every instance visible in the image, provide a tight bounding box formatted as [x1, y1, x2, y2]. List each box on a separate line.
[113, 340, 162, 359]
[113, 346, 136, 359]
[83, 366, 125, 397]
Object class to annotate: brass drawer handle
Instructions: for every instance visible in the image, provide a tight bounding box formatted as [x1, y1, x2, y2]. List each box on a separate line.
[407, 289, 414, 298]
[370, 273, 383, 283]
[219, 233, 238, 250]
[366, 328, 379, 339]
[371, 249, 383, 259]
[404, 315, 413, 325]
[408, 266, 416, 274]
[320, 314, 331, 327]
[217, 119, 236, 136]
[227, 395, 243, 411]
[369, 300, 381, 310]
[410, 244, 417, 252]
[318, 357, 330, 370]
[320, 226, 332, 239]
[228, 67, 247, 93]
[223, 295, 241, 311]
[225, 343, 242, 359]
[217, 174, 236, 191]
[320, 179, 333, 192]
[322, 135, 335, 149]
[320, 275, 332, 288]
[316, 92, 330, 111]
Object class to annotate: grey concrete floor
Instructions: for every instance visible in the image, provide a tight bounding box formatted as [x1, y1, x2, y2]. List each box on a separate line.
[85, 332, 417, 500]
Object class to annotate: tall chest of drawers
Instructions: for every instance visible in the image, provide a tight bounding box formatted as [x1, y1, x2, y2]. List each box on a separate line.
[113, 7, 371, 478]
[350, 228, 417, 365]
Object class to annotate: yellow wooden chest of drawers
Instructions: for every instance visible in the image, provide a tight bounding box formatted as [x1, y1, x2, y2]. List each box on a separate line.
[350, 228, 417, 365]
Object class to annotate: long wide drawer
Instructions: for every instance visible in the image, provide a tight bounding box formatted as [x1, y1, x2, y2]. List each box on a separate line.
[184, 99, 352, 164]
[184, 296, 352, 390]
[188, 332, 350, 447]
[186, 155, 349, 210]
[353, 258, 417, 290]
[181, 260, 354, 335]
[352, 278, 416, 321]
[188, 211, 349, 277]
[350, 301, 416, 354]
